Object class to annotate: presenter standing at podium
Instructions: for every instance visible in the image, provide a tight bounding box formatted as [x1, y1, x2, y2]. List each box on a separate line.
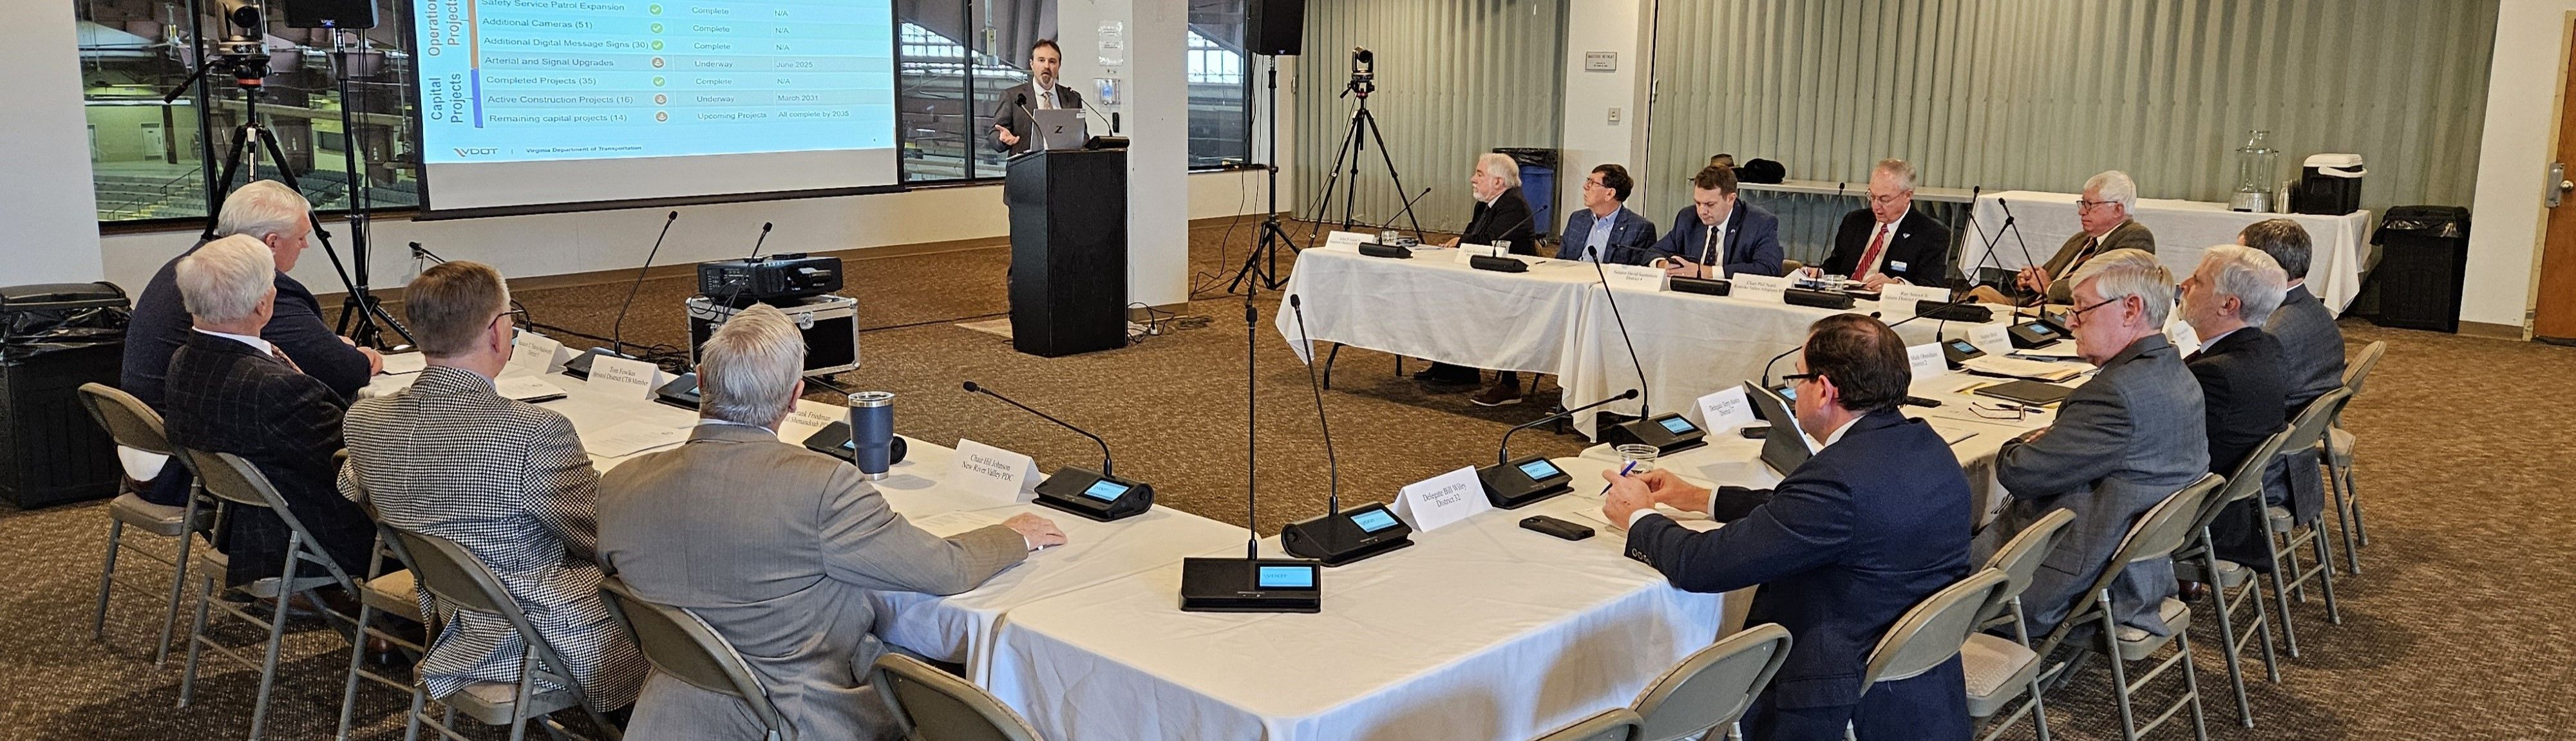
[990, 39, 1085, 155]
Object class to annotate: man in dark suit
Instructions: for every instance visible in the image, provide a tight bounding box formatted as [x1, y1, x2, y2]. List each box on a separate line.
[1557, 164, 1658, 263]
[1556, 164, 1659, 263]
[988, 39, 1084, 155]
[1602, 314, 1971, 741]
[1808, 159, 1951, 288]
[1645, 165, 1783, 277]
[159, 236, 375, 588]
[2242, 219, 2344, 523]
[1980, 249, 2206, 641]
[2178, 247, 2291, 572]
[123, 180, 379, 507]
[1418, 153, 1542, 400]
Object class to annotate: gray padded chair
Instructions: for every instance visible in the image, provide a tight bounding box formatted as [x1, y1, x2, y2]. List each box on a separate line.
[2173, 428, 2295, 729]
[74, 382, 216, 668]
[2324, 340, 2386, 569]
[377, 527, 615, 741]
[599, 577, 793, 741]
[1859, 569, 2011, 721]
[2269, 388, 2352, 658]
[177, 449, 364, 741]
[1965, 509, 2076, 741]
[1530, 708, 1643, 741]
[2014, 474, 2222, 741]
[870, 653, 1044, 741]
[1631, 622, 1794, 741]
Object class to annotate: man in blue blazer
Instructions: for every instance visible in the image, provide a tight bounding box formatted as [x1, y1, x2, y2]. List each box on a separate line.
[1557, 164, 1660, 264]
[1645, 165, 1785, 277]
[1603, 314, 1972, 741]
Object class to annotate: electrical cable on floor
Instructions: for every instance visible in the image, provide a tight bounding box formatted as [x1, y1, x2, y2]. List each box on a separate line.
[1188, 165, 1258, 299]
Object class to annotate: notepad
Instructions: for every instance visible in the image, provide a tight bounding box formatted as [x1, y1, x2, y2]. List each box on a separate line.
[586, 421, 689, 458]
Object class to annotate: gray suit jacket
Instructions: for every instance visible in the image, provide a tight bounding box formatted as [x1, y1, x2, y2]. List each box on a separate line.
[987, 80, 1086, 155]
[340, 366, 646, 711]
[598, 423, 1028, 741]
[1982, 334, 2207, 639]
[2264, 283, 2345, 521]
[2039, 220, 2156, 304]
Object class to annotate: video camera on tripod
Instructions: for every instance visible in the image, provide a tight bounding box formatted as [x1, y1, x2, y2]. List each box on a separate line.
[1343, 47, 1375, 98]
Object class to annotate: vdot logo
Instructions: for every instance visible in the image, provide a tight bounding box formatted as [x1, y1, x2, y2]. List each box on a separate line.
[451, 147, 501, 157]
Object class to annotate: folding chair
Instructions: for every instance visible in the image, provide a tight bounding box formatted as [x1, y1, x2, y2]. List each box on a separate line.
[2269, 388, 2351, 658]
[598, 577, 793, 741]
[1529, 708, 1642, 741]
[871, 653, 1045, 741]
[1856, 569, 2011, 736]
[2324, 340, 2385, 569]
[1631, 623, 1794, 741]
[2003, 474, 2222, 741]
[1967, 509, 2076, 741]
[2173, 427, 2295, 729]
[377, 527, 617, 741]
[74, 382, 216, 667]
[176, 450, 365, 740]
[331, 510, 432, 741]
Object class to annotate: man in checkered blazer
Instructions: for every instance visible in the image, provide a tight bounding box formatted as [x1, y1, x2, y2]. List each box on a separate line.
[339, 261, 645, 713]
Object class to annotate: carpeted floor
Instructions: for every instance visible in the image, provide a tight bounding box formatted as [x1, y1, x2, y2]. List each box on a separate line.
[5, 220, 2571, 739]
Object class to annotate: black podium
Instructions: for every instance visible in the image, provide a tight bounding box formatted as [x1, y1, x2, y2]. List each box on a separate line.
[1006, 148, 1128, 357]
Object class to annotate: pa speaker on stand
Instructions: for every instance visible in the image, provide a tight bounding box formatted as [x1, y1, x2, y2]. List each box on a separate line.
[1247, 0, 1305, 56]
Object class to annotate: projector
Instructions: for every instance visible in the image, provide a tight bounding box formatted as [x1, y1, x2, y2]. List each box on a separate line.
[698, 254, 843, 305]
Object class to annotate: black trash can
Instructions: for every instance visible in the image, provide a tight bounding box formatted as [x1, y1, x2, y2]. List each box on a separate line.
[2367, 206, 2471, 333]
[1, 283, 131, 509]
[1493, 147, 1558, 238]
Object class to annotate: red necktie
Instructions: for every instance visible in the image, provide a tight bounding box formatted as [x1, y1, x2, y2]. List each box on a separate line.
[269, 346, 302, 373]
[1856, 223, 1889, 279]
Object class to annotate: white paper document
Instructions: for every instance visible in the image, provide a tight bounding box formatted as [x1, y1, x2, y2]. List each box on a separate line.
[952, 439, 1041, 508]
[909, 509, 1007, 539]
[587, 421, 689, 457]
[379, 352, 428, 375]
[496, 376, 567, 402]
[1962, 355, 2085, 382]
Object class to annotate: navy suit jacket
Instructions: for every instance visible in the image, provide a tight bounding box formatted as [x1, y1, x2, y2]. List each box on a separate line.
[161, 331, 373, 585]
[1557, 205, 1660, 263]
[1461, 186, 1540, 255]
[1823, 208, 1953, 286]
[1625, 410, 1972, 731]
[1647, 200, 1784, 277]
[122, 241, 373, 409]
[2262, 283, 2344, 523]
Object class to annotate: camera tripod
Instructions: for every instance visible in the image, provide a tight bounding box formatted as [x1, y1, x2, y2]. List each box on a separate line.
[1224, 59, 1301, 294]
[1303, 78, 1424, 245]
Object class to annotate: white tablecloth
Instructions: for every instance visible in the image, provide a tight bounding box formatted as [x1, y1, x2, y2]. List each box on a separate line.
[983, 459, 1726, 741]
[1962, 191, 2369, 314]
[1277, 245, 1600, 373]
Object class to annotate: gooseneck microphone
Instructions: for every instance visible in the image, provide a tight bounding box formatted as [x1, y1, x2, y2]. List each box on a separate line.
[1498, 389, 1638, 465]
[963, 380, 1112, 476]
[1379, 187, 1432, 235]
[1289, 295, 1340, 513]
[611, 210, 679, 355]
[746, 221, 775, 261]
[1586, 244, 1652, 417]
[1277, 294, 1416, 567]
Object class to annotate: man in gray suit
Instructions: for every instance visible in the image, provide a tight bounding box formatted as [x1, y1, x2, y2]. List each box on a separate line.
[2242, 219, 2345, 522]
[341, 261, 647, 715]
[987, 39, 1083, 155]
[1980, 249, 2208, 641]
[598, 304, 1066, 741]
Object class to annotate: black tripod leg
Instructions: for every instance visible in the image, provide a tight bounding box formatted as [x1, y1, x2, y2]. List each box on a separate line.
[1303, 109, 1367, 242]
[1360, 111, 1426, 241]
[251, 130, 414, 348]
[205, 126, 256, 240]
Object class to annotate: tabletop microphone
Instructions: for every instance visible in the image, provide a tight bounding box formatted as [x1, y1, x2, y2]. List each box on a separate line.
[1181, 276, 1321, 613]
[1279, 295, 1415, 567]
[610, 210, 679, 355]
[1379, 187, 1432, 234]
[1587, 244, 1651, 418]
[1591, 241, 1708, 456]
[963, 380, 1152, 521]
[1479, 388, 1638, 509]
[1012, 93, 1038, 148]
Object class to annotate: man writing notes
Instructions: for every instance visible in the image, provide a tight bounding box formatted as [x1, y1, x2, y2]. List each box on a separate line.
[2240, 219, 2344, 525]
[2011, 171, 2156, 305]
[2175, 247, 2291, 575]
[1978, 249, 2205, 644]
[1557, 164, 1658, 263]
[1602, 314, 1972, 741]
[1645, 165, 1783, 278]
[599, 305, 1066, 741]
[1807, 159, 1951, 288]
[989, 39, 1083, 155]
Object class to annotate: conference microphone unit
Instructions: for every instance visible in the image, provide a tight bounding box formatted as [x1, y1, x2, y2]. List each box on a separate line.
[1671, 276, 1732, 296]
[1278, 295, 1414, 567]
[610, 211, 679, 355]
[559, 346, 638, 380]
[1182, 290, 1322, 614]
[1479, 388, 1638, 509]
[1358, 243, 1414, 259]
[1784, 286, 1857, 310]
[1468, 254, 1529, 272]
[1582, 242, 1678, 448]
[963, 380, 1152, 522]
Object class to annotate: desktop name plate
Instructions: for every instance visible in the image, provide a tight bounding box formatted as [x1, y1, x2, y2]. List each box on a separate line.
[1600, 413, 1710, 456]
[1278, 502, 1415, 567]
[1032, 467, 1154, 522]
[1179, 558, 1323, 613]
[799, 422, 910, 466]
[1477, 455, 1575, 509]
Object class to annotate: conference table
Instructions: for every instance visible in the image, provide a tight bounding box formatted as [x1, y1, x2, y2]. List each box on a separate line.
[1962, 191, 2371, 314]
[1279, 241, 2038, 435]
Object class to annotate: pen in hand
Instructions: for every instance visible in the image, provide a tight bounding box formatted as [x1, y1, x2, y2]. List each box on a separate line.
[1598, 460, 1639, 496]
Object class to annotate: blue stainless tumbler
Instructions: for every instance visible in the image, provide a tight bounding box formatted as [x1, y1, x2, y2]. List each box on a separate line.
[849, 391, 896, 479]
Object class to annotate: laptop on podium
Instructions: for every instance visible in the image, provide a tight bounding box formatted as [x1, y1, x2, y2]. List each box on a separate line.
[1032, 109, 1088, 151]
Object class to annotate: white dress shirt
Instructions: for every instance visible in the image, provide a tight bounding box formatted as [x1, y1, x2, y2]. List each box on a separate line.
[1857, 207, 1911, 279]
[193, 327, 274, 357]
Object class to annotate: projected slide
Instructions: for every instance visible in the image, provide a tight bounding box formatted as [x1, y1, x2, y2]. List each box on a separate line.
[412, 0, 900, 213]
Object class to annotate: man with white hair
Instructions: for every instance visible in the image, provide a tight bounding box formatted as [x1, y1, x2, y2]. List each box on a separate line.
[598, 304, 1065, 741]
[1421, 152, 1542, 397]
[1978, 249, 2206, 642]
[1811, 159, 1952, 288]
[121, 180, 382, 506]
[2177, 246, 2291, 575]
[2016, 170, 2157, 305]
[159, 236, 375, 590]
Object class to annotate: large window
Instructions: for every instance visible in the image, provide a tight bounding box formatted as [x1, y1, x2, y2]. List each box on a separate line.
[895, 0, 1046, 182]
[77, 0, 421, 224]
[1185, 1, 1252, 169]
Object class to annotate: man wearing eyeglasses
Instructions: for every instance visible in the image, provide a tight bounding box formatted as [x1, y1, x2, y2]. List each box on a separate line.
[1599, 314, 1973, 741]
[1980, 248, 2206, 644]
[1807, 159, 1952, 289]
[1555, 164, 1659, 264]
[2015, 171, 2156, 305]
